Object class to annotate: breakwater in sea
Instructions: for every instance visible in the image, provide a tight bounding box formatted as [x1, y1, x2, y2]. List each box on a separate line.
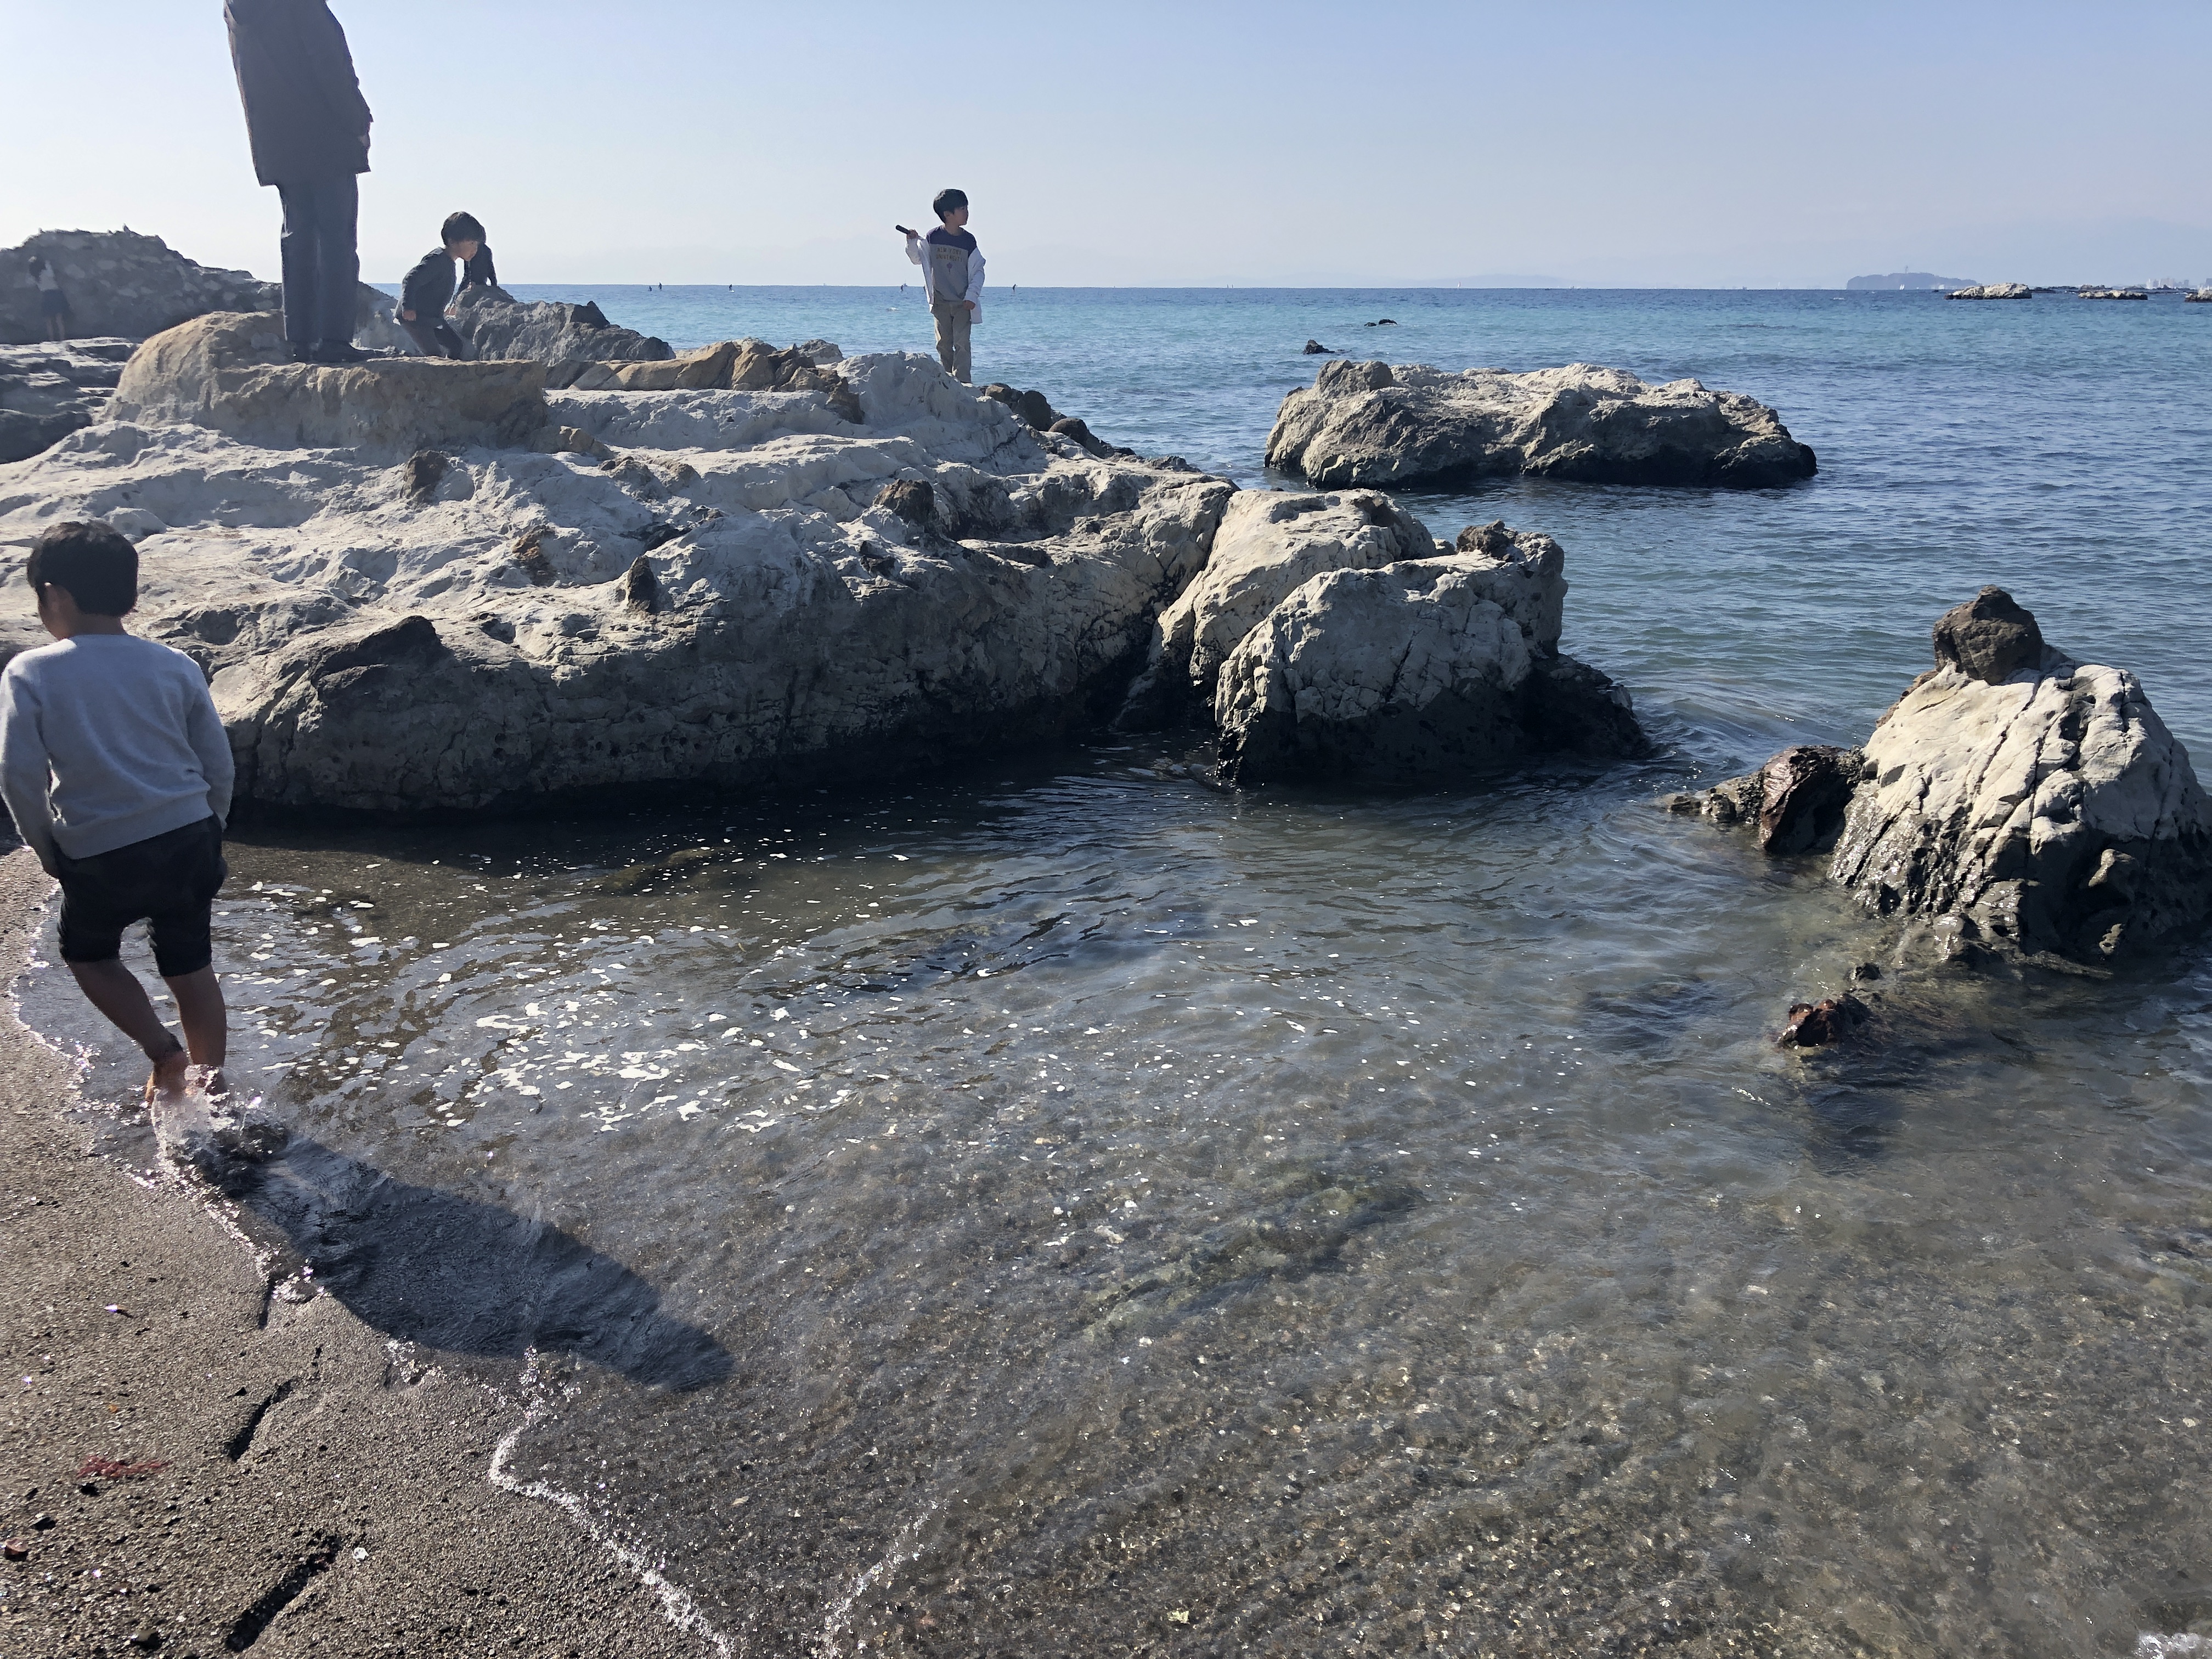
[20, 286, 2212, 1655]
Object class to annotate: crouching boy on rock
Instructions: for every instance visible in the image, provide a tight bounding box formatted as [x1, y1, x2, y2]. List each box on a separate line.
[903, 189, 984, 385]
[0, 522, 234, 1108]
[399, 211, 488, 358]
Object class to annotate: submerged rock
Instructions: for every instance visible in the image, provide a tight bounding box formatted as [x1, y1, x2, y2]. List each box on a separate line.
[1212, 521, 1643, 786]
[1779, 994, 1870, 1047]
[1677, 590, 2212, 963]
[1302, 340, 1335, 354]
[1946, 283, 2032, 300]
[1266, 358, 1818, 490]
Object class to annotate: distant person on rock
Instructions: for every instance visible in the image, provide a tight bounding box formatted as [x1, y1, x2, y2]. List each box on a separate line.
[26, 256, 71, 342]
[398, 212, 487, 358]
[901, 188, 984, 385]
[225, 0, 374, 364]
[0, 522, 233, 1111]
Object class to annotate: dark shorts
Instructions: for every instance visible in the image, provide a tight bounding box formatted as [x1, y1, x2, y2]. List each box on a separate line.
[55, 816, 227, 978]
[40, 290, 71, 318]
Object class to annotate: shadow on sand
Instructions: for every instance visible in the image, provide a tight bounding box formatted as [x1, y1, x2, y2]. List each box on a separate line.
[231, 1136, 733, 1392]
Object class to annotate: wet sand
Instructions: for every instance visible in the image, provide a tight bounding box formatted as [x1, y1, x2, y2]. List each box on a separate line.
[0, 849, 719, 1658]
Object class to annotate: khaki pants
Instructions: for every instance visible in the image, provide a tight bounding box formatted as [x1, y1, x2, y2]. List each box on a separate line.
[930, 299, 973, 384]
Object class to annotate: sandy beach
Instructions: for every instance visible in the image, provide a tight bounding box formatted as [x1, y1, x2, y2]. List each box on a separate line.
[0, 848, 718, 1658]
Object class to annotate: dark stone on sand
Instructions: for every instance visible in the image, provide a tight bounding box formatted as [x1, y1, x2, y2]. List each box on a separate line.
[1780, 994, 1870, 1047]
[1932, 586, 2045, 685]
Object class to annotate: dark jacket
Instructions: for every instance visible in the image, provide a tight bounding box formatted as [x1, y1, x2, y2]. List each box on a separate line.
[400, 249, 456, 319]
[225, 0, 373, 187]
[460, 245, 498, 293]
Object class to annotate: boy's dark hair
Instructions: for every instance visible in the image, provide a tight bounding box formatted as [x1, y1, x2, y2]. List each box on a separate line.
[441, 211, 487, 246]
[932, 189, 968, 222]
[26, 521, 138, 617]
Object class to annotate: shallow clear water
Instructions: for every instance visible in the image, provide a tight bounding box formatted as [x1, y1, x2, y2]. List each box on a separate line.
[32, 288, 2212, 1655]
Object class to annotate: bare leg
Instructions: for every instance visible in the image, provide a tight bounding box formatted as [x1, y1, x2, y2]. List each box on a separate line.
[164, 966, 229, 1094]
[67, 959, 188, 1101]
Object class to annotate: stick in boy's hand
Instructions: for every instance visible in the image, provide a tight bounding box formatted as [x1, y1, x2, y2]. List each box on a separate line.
[896, 225, 919, 238]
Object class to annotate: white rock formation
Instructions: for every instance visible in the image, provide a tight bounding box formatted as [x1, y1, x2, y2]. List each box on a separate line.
[1830, 653, 2212, 962]
[1, 339, 134, 463]
[1116, 488, 1440, 725]
[0, 312, 1234, 814]
[1210, 527, 1642, 785]
[107, 312, 552, 458]
[1266, 359, 1818, 491]
[1946, 283, 2033, 300]
[1674, 588, 2212, 964]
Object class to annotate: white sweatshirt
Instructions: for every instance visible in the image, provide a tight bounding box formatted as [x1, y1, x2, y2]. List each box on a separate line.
[0, 634, 234, 872]
[905, 229, 985, 321]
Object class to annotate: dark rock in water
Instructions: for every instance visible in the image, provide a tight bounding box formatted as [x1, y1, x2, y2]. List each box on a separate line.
[1851, 961, 1882, 981]
[874, 477, 936, 529]
[1365, 318, 1398, 326]
[1268, 358, 1818, 491]
[1758, 745, 1863, 854]
[1662, 744, 1864, 855]
[1302, 339, 1336, 354]
[1931, 586, 2045, 685]
[1780, 994, 1870, 1048]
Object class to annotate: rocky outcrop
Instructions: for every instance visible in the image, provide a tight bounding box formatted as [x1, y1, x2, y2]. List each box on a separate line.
[2188, 290, 2212, 304]
[1266, 359, 1817, 490]
[1, 325, 1235, 814]
[447, 286, 672, 365]
[0, 339, 133, 463]
[1211, 523, 1641, 786]
[1119, 499, 1641, 785]
[1668, 590, 2212, 964]
[106, 311, 551, 458]
[1946, 283, 2032, 300]
[1117, 489, 1441, 726]
[3, 228, 394, 348]
[2078, 289, 2148, 300]
[4, 230, 277, 345]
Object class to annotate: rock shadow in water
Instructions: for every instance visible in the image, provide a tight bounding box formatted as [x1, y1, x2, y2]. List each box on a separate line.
[234, 1138, 732, 1392]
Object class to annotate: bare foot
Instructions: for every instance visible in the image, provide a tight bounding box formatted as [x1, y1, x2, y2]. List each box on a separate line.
[146, 1048, 190, 1110]
[188, 1064, 230, 1101]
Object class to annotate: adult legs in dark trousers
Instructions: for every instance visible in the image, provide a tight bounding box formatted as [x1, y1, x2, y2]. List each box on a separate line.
[400, 317, 468, 358]
[276, 173, 361, 359]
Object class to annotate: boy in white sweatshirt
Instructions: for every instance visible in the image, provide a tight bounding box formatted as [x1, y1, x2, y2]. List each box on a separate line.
[1, 522, 234, 1106]
[903, 188, 985, 384]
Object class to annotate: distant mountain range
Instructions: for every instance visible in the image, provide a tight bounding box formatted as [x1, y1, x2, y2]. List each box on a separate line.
[1846, 272, 1978, 291]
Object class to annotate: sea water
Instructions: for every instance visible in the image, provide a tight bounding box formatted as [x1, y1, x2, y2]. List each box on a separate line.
[21, 287, 2212, 1656]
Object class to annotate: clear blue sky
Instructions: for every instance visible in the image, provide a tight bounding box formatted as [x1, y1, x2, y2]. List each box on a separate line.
[5, 0, 2208, 287]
